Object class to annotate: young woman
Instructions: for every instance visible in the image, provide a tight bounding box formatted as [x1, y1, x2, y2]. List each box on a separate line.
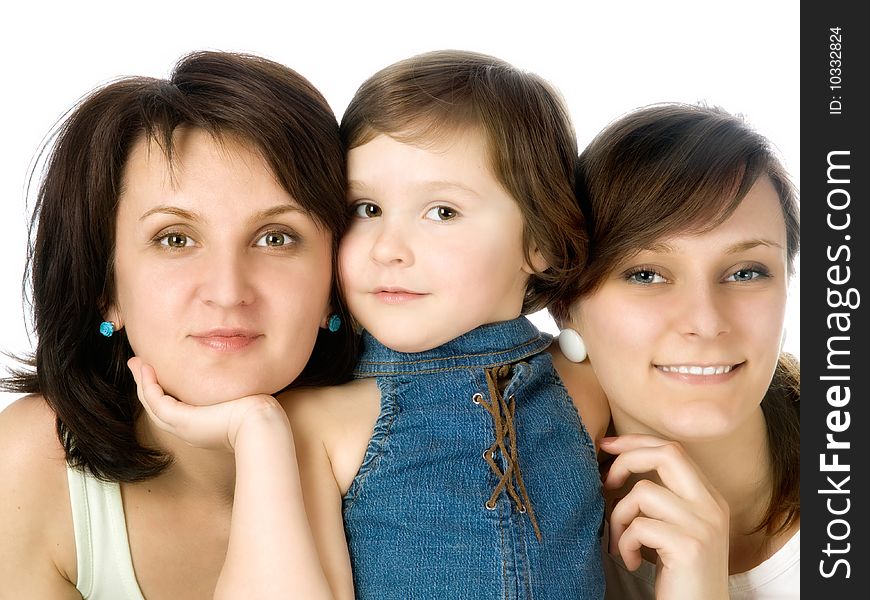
[551, 103, 800, 599]
[0, 51, 356, 599]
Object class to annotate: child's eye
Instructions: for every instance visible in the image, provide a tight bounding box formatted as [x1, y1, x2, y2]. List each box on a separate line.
[424, 206, 458, 221]
[623, 268, 666, 285]
[157, 232, 192, 248]
[255, 231, 297, 248]
[352, 202, 382, 218]
[724, 266, 770, 282]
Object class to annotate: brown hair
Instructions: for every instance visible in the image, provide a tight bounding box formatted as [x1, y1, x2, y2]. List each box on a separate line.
[554, 103, 800, 535]
[340, 49, 586, 313]
[2, 51, 357, 482]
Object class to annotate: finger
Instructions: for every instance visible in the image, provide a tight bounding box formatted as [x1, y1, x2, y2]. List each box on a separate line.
[615, 516, 679, 571]
[599, 433, 681, 456]
[126, 357, 148, 410]
[609, 479, 711, 553]
[609, 480, 684, 546]
[617, 515, 728, 589]
[603, 443, 720, 505]
[136, 363, 188, 433]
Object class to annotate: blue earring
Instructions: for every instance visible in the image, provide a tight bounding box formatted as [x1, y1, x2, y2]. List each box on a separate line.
[99, 321, 116, 338]
[327, 314, 341, 333]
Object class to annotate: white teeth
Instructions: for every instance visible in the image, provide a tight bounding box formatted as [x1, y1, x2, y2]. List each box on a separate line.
[658, 364, 733, 375]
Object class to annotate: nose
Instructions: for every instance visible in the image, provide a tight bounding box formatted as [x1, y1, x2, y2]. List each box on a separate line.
[678, 281, 731, 340]
[197, 248, 255, 307]
[369, 217, 414, 266]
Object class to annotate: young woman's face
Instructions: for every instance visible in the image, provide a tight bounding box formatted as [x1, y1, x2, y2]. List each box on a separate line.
[340, 132, 542, 353]
[112, 129, 332, 405]
[569, 177, 789, 441]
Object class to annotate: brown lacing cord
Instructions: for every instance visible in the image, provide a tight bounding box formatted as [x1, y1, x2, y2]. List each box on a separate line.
[474, 364, 543, 542]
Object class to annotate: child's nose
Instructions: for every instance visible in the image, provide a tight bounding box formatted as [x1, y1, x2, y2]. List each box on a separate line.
[369, 219, 414, 266]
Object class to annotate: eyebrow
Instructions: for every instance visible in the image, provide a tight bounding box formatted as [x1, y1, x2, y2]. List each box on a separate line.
[643, 238, 785, 254]
[139, 204, 304, 224]
[347, 179, 482, 197]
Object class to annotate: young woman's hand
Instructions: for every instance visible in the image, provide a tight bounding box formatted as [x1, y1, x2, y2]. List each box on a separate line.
[600, 434, 730, 600]
[127, 356, 289, 451]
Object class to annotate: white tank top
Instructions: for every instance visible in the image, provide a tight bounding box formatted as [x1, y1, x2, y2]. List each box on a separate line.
[67, 466, 145, 600]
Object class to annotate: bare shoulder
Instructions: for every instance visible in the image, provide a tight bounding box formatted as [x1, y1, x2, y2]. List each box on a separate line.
[547, 347, 611, 448]
[0, 395, 79, 597]
[278, 379, 381, 494]
[0, 393, 68, 491]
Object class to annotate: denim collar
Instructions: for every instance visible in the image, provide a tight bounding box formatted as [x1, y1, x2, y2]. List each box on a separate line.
[353, 317, 552, 377]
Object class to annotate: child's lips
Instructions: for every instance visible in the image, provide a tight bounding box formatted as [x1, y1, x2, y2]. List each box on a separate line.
[372, 287, 427, 304]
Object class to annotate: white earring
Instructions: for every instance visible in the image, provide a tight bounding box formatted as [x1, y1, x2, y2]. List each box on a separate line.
[558, 328, 587, 363]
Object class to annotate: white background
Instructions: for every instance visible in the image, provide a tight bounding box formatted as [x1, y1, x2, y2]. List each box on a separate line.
[0, 1, 800, 411]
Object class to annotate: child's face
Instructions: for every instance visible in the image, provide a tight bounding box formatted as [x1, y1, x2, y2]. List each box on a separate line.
[112, 129, 332, 405]
[569, 177, 788, 442]
[340, 131, 541, 353]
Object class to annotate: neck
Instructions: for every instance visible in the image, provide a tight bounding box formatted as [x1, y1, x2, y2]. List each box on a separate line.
[135, 415, 237, 503]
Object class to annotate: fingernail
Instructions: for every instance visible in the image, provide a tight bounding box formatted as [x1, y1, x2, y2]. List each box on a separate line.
[599, 436, 617, 445]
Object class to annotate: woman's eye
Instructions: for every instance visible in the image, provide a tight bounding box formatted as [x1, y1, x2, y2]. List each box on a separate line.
[425, 206, 457, 221]
[353, 202, 381, 218]
[626, 269, 666, 284]
[726, 268, 768, 282]
[159, 233, 190, 248]
[256, 231, 295, 247]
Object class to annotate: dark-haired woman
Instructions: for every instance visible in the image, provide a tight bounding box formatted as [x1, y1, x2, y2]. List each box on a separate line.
[0, 51, 355, 598]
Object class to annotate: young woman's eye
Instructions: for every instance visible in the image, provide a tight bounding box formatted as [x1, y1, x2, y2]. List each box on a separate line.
[725, 266, 770, 282]
[255, 231, 296, 248]
[157, 232, 191, 248]
[624, 268, 666, 285]
[352, 202, 381, 218]
[425, 206, 457, 221]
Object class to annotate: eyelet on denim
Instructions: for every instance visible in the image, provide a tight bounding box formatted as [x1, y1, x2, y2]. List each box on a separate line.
[343, 317, 605, 599]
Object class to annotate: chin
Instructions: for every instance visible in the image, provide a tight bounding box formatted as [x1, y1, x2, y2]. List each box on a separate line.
[165, 378, 280, 406]
[659, 408, 746, 442]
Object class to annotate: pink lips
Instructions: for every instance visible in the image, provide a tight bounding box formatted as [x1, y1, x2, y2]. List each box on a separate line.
[373, 288, 426, 305]
[190, 329, 262, 352]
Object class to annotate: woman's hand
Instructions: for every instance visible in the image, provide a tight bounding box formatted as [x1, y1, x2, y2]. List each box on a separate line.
[600, 434, 730, 600]
[127, 356, 289, 451]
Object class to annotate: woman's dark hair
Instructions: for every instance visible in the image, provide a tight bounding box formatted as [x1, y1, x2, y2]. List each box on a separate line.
[553, 103, 800, 535]
[340, 49, 587, 314]
[1, 51, 357, 482]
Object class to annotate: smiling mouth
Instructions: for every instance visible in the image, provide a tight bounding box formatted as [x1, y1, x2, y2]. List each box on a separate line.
[655, 363, 741, 375]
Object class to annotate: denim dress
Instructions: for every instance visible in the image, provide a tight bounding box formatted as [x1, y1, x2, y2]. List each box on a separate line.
[343, 317, 605, 599]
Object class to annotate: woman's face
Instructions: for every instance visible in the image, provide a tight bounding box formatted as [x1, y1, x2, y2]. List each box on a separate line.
[569, 177, 789, 442]
[111, 129, 332, 405]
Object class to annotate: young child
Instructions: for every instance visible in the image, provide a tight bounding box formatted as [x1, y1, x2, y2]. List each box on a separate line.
[550, 103, 800, 599]
[134, 50, 609, 599]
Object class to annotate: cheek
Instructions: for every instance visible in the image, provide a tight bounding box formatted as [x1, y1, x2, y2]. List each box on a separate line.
[338, 231, 366, 286]
[436, 229, 525, 285]
[580, 296, 657, 361]
[113, 252, 181, 327]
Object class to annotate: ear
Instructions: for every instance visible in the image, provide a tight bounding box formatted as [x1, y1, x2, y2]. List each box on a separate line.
[522, 246, 549, 275]
[320, 305, 334, 330]
[104, 305, 124, 332]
